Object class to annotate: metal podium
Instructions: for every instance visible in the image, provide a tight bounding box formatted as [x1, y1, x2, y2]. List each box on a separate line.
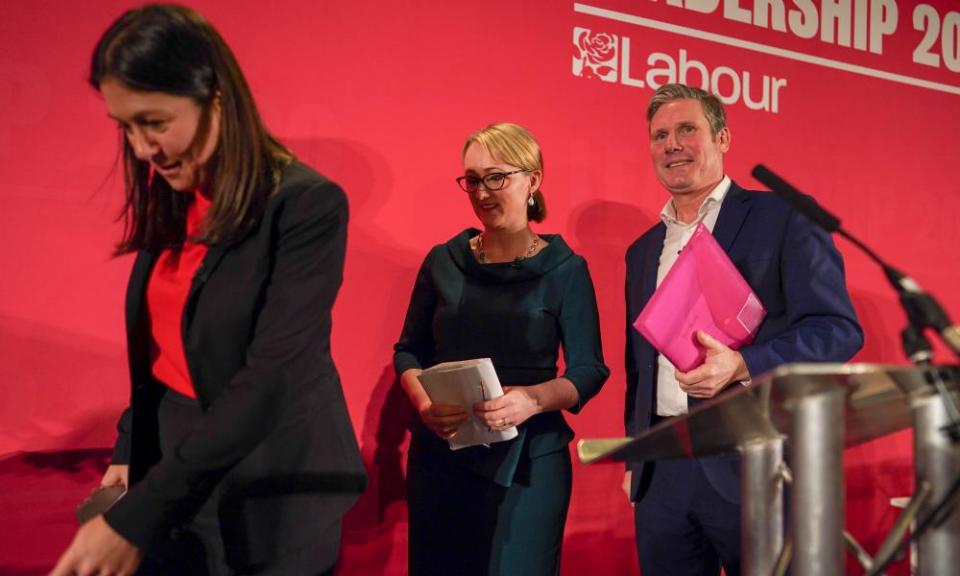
[578, 363, 960, 576]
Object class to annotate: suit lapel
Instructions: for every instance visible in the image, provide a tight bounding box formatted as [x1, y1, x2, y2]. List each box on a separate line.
[712, 181, 752, 253]
[183, 244, 229, 327]
[127, 241, 229, 328]
[126, 251, 157, 336]
[641, 224, 666, 305]
[189, 245, 228, 293]
[181, 244, 229, 404]
[123, 250, 160, 389]
[689, 183, 749, 412]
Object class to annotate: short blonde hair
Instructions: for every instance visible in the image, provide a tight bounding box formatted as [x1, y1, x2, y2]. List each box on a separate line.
[463, 123, 547, 222]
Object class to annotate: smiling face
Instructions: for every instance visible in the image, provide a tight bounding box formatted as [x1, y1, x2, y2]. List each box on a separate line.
[100, 78, 220, 192]
[462, 141, 541, 232]
[649, 98, 730, 200]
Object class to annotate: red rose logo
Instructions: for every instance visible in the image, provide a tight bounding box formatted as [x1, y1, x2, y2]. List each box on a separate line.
[577, 30, 616, 65]
[573, 29, 617, 82]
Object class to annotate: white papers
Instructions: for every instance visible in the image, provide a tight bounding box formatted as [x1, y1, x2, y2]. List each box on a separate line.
[418, 358, 518, 450]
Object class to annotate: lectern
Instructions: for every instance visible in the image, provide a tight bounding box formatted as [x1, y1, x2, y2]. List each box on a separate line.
[578, 363, 960, 576]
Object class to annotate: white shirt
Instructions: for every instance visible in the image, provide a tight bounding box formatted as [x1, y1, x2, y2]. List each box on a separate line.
[655, 176, 731, 416]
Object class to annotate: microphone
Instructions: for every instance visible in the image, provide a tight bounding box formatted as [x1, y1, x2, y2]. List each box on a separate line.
[751, 164, 960, 359]
[751, 165, 840, 232]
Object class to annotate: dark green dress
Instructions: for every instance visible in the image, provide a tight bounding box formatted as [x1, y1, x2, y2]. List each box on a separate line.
[394, 228, 609, 576]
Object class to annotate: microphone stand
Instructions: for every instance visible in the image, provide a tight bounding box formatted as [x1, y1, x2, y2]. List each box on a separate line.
[751, 164, 960, 441]
[751, 165, 960, 575]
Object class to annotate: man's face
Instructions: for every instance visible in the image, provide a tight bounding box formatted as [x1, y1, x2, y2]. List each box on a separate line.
[649, 99, 730, 198]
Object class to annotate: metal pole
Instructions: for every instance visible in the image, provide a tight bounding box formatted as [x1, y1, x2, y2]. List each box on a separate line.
[913, 392, 960, 576]
[741, 437, 784, 576]
[791, 388, 845, 576]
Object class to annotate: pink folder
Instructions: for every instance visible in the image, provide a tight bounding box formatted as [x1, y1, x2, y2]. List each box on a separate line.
[633, 223, 766, 372]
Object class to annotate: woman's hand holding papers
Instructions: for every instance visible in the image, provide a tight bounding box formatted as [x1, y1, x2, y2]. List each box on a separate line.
[399, 368, 468, 439]
[475, 378, 581, 430]
[474, 386, 539, 431]
[420, 403, 469, 439]
[674, 331, 750, 398]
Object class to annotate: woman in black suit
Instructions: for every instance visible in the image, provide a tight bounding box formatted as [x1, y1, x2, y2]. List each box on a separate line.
[52, 5, 364, 575]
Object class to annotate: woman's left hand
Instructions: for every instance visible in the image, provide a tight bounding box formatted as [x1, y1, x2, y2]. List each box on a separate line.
[50, 515, 142, 576]
[474, 386, 540, 430]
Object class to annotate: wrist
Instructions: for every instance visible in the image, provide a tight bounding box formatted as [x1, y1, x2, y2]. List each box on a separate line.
[524, 386, 545, 416]
[416, 401, 432, 418]
[733, 352, 751, 383]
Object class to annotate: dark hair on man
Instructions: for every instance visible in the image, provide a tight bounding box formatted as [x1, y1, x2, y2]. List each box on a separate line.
[646, 83, 727, 136]
[90, 4, 291, 253]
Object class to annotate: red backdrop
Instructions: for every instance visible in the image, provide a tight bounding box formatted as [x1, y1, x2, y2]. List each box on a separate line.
[2, 1, 959, 573]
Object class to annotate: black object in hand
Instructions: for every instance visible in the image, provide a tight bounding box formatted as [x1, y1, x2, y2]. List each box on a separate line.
[76, 484, 126, 525]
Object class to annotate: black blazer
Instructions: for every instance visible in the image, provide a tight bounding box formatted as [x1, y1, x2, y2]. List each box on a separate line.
[104, 161, 366, 570]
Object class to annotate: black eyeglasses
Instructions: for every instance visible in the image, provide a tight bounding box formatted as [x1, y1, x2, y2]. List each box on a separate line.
[456, 170, 527, 193]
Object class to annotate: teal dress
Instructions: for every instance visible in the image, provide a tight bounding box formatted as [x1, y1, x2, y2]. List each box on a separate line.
[394, 229, 609, 576]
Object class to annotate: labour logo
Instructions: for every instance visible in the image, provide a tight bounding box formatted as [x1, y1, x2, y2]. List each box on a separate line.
[573, 28, 618, 82]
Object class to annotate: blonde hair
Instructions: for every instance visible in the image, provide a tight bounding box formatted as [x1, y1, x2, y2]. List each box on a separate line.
[463, 123, 547, 222]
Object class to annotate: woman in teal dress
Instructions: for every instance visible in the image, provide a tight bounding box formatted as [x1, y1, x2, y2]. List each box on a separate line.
[394, 123, 609, 575]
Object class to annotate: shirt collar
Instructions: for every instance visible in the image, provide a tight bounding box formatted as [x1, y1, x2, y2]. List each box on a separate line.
[659, 175, 731, 225]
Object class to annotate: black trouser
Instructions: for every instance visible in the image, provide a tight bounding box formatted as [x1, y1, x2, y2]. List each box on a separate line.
[138, 388, 334, 576]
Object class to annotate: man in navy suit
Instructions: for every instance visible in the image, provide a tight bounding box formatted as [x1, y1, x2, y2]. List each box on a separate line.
[623, 83, 863, 575]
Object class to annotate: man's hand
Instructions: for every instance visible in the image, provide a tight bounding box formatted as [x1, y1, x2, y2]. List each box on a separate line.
[675, 330, 750, 398]
[50, 516, 142, 576]
[622, 470, 633, 502]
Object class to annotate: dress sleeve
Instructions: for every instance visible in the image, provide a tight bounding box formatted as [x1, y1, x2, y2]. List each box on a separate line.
[739, 210, 864, 377]
[104, 179, 349, 549]
[558, 256, 610, 414]
[393, 250, 438, 375]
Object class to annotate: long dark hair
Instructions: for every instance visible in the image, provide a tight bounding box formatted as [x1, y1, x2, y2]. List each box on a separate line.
[90, 4, 291, 253]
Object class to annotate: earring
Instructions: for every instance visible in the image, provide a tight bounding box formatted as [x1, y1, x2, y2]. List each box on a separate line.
[528, 193, 535, 207]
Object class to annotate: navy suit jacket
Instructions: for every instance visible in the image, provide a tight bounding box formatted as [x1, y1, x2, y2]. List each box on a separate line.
[625, 181, 863, 502]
